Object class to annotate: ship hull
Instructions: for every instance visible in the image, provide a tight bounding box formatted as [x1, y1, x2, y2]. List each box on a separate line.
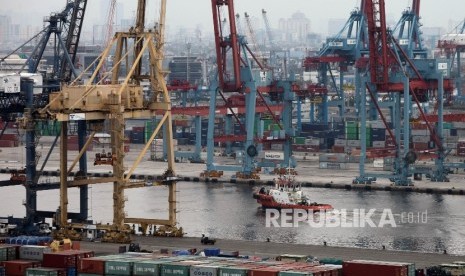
[254, 193, 333, 211]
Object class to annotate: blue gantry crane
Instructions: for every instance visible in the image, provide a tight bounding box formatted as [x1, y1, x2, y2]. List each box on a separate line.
[353, 0, 454, 185]
[0, 0, 88, 234]
[205, 0, 297, 179]
[299, 0, 368, 127]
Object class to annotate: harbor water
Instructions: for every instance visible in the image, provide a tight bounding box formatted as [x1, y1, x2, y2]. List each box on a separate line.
[1, 176, 464, 255]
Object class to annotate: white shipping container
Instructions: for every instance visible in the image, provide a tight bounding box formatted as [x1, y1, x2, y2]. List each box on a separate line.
[305, 139, 320, 146]
[445, 143, 457, 149]
[372, 141, 386, 148]
[19, 245, 51, 261]
[319, 162, 348, 170]
[270, 144, 283, 151]
[411, 129, 429, 136]
[334, 139, 347, 146]
[373, 159, 384, 168]
[191, 266, 219, 276]
[457, 129, 465, 137]
[412, 136, 430, 143]
[347, 140, 361, 147]
[446, 136, 459, 143]
[442, 129, 450, 138]
[453, 122, 465, 129]
[367, 121, 386, 129]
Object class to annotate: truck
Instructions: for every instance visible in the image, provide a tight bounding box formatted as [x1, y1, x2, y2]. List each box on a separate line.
[0, 218, 17, 236]
[0, 217, 50, 236]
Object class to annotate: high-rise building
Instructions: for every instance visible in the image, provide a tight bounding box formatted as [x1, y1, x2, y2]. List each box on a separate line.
[168, 57, 202, 85]
[327, 18, 346, 36]
[0, 15, 11, 45]
[278, 12, 311, 43]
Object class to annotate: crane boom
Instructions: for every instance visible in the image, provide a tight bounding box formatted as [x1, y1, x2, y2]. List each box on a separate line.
[365, 0, 389, 85]
[103, 0, 117, 49]
[262, 9, 274, 49]
[211, 0, 242, 92]
[244, 12, 265, 68]
[61, 0, 88, 82]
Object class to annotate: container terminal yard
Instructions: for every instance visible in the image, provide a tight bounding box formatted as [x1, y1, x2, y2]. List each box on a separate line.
[1, 0, 465, 275]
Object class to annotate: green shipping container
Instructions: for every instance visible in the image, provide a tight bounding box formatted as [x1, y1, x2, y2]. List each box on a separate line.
[6, 245, 16, 260]
[134, 260, 173, 276]
[443, 122, 453, 129]
[294, 137, 306, 144]
[319, 258, 343, 265]
[26, 268, 59, 276]
[161, 263, 190, 276]
[219, 267, 249, 276]
[345, 121, 358, 127]
[263, 119, 273, 132]
[270, 124, 281, 131]
[145, 120, 157, 143]
[105, 259, 135, 275]
[346, 133, 359, 140]
[0, 247, 8, 261]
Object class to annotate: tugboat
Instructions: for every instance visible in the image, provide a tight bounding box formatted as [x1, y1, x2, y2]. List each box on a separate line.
[253, 172, 333, 211]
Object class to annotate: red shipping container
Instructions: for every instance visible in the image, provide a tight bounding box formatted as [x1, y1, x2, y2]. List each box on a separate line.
[411, 123, 427, 129]
[174, 120, 190, 127]
[0, 140, 18, 147]
[42, 251, 79, 268]
[78, 257, 106, 274]
[332, 145, 345, 153]
[3, 260, 40, 276]
[0, 134, 19, 141]
[413, 142, 428, 151]
[249, 267, 281, 276]
[457, 142, 465, 148]
[6, 122, 17, 128]
[133, 126, 145, 132]
[342, 261, 408, 276]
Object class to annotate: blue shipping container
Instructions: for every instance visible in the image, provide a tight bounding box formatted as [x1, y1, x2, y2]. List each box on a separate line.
[204, 248, 221, 256]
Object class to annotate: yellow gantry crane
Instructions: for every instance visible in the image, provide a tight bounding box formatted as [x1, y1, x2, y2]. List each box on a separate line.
[40, 0, 180, 242]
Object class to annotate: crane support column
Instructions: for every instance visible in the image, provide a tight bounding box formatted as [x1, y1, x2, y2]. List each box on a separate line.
[77, 120, 88, 221]
[243, 69, 258, 174]
[281, 81, 295, 167]
[457, 52, 463, 97]
[23, 79, 37, 228]
[206, 88, 217, 171]
[360, 78, 367, 179]
[111, 106, 125, 230]
[60, 122, 68, 228]
[401, 77, 412, 185]
[394, 92, 402, 177]
[432, 75, 448, 182]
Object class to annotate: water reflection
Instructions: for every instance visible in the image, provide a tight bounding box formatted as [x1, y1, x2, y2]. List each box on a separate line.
[0, 179, 463, 254]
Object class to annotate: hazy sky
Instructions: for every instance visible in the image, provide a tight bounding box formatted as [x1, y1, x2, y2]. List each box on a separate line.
[2, 0, 464, 35]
